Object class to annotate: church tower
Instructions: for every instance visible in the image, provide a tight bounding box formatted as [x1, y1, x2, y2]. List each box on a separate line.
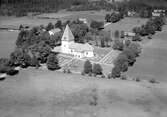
[61, 25, 74, 54]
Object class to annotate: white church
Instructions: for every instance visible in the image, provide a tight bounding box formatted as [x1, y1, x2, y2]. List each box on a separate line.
[53, 25, 94, 58]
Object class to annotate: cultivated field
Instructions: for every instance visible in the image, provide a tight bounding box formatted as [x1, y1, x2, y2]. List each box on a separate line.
[127, 25, 167, 82]
[0, 68, 167, 117]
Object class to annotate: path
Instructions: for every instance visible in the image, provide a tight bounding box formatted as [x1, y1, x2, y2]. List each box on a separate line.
[99, 50, 113, 63]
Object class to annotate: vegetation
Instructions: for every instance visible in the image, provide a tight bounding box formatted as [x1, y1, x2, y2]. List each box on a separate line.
[105, 12, 124, 23]
[84, 60, 92, 74]
[112, 42, 141, 78]
[46, 53, 60, 71]
[92, 64, 103, 75]
[132, 16, 166, 37]
[112, 39, 124, 51]
[0, 58, 11, 73]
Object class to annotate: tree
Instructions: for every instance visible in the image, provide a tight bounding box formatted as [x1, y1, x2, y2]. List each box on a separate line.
[122, 48, 136, 66]
[29, 42, 51, 64]
[30, 56, 40, 68]
[133, 27, 141, 35]
[90, 20, 104, 30]
[0, 58, 11, 73]
[114, 30, 120, 39]
[55, 20, 62, 29]
[16, 30, 29, 47]
[128, 42, 141, 57]
[101, 38, 105, 47]
[120, 30, 125, 38]
[19, 24, 24, 30]
[132, 34, 142, 41]
[114, 53, 129, 72]
[84, 32, 93, 42]
[92, 64, 103, 75]
[46, 22, 54, 31]
[111, 65, 121, 78]
[70, 23, 89, 43]
[10, 48, 31, 67]
[112, 39, 124, 51]
[105, 13, 111, 22]
[84, 60, 92, 74]
[46, 53, 60, 70]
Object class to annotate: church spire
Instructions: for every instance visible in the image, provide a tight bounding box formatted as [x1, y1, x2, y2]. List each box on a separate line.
[61, 24, 74, 42]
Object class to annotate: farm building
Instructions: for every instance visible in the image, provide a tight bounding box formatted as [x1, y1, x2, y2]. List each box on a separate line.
[48, 28, 61, 36]
[152, 9, 166, 17]
[53, 25, 94, 58]
[78, 18, 88, 24]
[124, 32, 136, 37]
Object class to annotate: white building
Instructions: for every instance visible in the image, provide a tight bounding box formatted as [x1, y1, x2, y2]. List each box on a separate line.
[152, 9, 166, 17]
[48, 28, 61, 36]
[78, 18, 88, 24]
[54, 25, 94, 58]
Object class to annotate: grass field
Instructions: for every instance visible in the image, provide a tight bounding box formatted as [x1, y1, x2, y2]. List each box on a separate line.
[0, 31, 18, 58]
[104, 17, 148, 34]
[127, 25, 167, 82]
[0, 68, 167, 117]
[0, 10, 108, 29]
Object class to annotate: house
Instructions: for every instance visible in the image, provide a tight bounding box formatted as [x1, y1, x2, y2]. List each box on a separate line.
[60, 25, 94, 58]
[152, 9, 166, 17]
[48, 28, 61, 36]
[127, 11, 136, 17]
[0, 73, 7, 80]
[124, 32, 136, 37]
[78, 18, 88, 24]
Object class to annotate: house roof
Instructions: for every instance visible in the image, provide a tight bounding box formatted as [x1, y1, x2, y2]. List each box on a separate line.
[69, 42, 94, 52]
[61, 25, 74, 42]
[49, 28, 61, 34]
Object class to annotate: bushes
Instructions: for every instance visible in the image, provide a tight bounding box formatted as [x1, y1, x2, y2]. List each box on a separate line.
[105, 12, 124, 23]
[112, 39, 124, 51]
[6, 69, 19, 76]
[92, 64, 103, 75]
[46, 53, 60, 71]
[132, 16, 165, 38]
[112, 42, 141, 78]
[84, 60, 92, 74]
[149, 78, 157, 83]
[132, 34, 142, 41]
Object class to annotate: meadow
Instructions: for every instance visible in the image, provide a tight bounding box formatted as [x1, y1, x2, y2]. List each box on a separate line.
[127, 25, 167, 82]
[0, 31, 18, 58]
[104, 17, 148, 33]
[0, 68, 167, 117]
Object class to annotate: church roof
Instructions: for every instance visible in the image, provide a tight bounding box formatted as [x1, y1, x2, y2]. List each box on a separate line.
[69, 42, 94, 52]
[61, 25, 74, 42]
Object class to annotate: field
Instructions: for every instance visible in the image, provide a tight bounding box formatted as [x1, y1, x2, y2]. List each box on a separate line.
[0, 31, 18, 58]
[0, 68, 167, 117]
[127, 25, 167, 82]
[104, 17, 148, 34]
[0, 10, 108, 29]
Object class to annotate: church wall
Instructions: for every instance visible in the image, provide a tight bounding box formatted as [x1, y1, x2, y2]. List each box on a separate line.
[84, 51, 94, 57]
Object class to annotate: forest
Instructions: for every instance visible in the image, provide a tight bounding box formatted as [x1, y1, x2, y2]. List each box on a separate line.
[0, 0, 167, 17]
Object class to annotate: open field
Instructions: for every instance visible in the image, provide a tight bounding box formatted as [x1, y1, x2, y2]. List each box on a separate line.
[104, 17, 148, 34]
[0, 10, 108, 29]
[0, 31, 18, 58]
[0, 68, 167, 117]
[127, 25, 167, 82]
